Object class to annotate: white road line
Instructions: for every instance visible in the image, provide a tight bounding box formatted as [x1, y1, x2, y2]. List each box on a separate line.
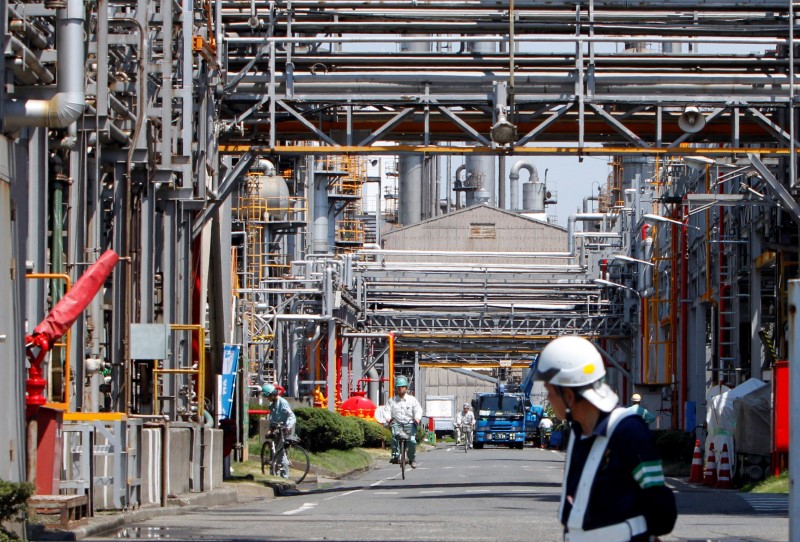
[283, 502, 318, 515]
[511, 489, 537, 493]
[325, 489, 362, 501]
[420, 490, 445, 494]
[373, 491, 399, 495]
[466, 489, 491, 494]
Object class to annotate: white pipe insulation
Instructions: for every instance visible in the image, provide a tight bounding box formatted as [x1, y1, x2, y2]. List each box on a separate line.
[3, 0, 86, 131]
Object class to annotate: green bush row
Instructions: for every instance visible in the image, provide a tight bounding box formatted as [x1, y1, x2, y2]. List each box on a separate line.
[294, 407, 389, 453]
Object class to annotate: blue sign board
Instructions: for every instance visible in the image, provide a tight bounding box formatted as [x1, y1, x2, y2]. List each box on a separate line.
[221, 344, 240, 419]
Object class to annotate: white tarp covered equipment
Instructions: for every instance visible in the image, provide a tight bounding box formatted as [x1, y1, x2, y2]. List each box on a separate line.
[706, 378, 768, 476]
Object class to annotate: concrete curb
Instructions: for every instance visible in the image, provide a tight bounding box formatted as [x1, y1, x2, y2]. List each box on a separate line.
[28, 484, 272, 541]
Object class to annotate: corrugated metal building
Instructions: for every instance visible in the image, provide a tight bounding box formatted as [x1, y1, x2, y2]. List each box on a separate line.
[381, 204, 568, 264]
[417, 367, 496, 418]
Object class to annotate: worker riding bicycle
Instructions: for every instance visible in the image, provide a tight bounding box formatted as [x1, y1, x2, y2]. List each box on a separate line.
[262, 383, 296, 479]
[387, 375, 424, 469]
[454, 403, 475, 448]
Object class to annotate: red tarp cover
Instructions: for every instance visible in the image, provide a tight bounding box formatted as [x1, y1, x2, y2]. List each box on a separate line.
[33, 250, 119, 345]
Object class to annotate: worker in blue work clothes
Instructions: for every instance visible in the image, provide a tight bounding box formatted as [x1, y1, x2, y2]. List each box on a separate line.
[627, 394, 657, 426]
[387, 375, 424, 468]
[535, 336, 676, 542]
[262, 383, 296, 478]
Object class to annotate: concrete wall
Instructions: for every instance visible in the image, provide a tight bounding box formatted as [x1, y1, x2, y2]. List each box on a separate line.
[166, 427, 192, 497]
[203, 428, 223, 490]
[141, 428, 162, 506]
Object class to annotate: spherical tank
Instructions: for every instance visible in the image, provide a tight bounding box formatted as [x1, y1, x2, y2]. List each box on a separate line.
[257, 174, 290, 220]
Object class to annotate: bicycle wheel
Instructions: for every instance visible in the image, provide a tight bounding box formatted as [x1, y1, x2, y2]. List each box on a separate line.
[399, 440, 406, 479]
[287, 444, 310, 484]
[260, 440, 276, 475]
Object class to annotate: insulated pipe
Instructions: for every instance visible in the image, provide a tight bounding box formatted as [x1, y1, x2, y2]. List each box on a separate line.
[509, 161, 538, 211]
[583, 195, 599, 213]
[398, 38, 428, 225]
[8, 37, 54, 84]
[567, 212, 616, 254]
[3, 0, 86, 131]
[8, 6, 49, 49]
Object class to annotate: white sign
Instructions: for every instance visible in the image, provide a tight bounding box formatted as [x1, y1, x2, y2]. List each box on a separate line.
[426, 399, 453, 418]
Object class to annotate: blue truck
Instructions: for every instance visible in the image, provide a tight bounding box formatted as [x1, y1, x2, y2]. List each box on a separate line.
[471, 384, 527, 449]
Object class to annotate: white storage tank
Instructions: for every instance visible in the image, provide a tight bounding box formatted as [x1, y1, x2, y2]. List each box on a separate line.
[254, 159, 289, 221]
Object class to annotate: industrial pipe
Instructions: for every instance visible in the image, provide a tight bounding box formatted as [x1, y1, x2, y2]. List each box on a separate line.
[3, 0, 86, 131]
[509, 161, 538, 211]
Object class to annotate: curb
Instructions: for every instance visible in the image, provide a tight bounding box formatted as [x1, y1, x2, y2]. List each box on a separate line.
[28, 484, 270, 541]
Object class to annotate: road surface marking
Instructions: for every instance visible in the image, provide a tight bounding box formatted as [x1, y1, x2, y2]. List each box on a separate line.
[283, 502, 317, 515]
[420, 490, 444, 494]
[325, 489, 362, 501]
[466, 489, 491, 494]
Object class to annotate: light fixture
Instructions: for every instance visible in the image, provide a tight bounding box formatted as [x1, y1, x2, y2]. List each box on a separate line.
[642, 213, 701, 230]
[678, 106, 706, 134]
[594, 278, 641, 299]
[610, 254, 654, 267]
[683, 156, 716, 171]
[491, 115, 517, 145]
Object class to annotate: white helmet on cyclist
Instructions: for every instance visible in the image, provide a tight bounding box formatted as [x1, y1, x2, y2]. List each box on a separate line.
[631, 393, 642, 403]
[535, 335, 618, 413]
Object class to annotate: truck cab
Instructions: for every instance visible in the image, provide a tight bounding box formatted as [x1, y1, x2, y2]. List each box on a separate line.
[472, 386, 526, 449]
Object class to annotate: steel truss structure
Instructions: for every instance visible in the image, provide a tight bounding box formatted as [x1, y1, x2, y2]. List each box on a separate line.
[219, 0, 800, 157]
[2, 0, 800, 487]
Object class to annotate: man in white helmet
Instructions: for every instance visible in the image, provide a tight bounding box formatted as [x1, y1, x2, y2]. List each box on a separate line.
[454, 403, 475, 447]
[535, 336, 676, 542]
[627, 393, 657, 426]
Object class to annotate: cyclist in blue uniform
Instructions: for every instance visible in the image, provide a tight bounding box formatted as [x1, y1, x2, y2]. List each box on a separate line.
[262, 383, 296, 479]
[535, 336, 677, 542]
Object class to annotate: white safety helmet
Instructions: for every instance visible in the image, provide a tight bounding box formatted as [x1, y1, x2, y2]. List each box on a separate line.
[631, 393, 642, 403]
[463, 403, 470, 409]
[535, 336, 618, 412]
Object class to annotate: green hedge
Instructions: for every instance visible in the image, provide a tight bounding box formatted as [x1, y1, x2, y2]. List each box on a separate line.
[337, 415, 365, 449]
[295, 407, 347, 453]
[355, 418, 388, 447]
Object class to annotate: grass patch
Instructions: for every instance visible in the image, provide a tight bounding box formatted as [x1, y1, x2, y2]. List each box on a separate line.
[308, 448, 375, 477]
[236, 437, 386, 480]
[741, 470, 789, 494]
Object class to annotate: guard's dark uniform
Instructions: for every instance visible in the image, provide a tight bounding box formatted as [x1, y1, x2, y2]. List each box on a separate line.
[560, 409, 677, 541]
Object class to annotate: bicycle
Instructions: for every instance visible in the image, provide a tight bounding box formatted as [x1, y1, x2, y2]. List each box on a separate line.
[260, 424, 310, 484]
[394, 426, 411, 479]
[460, 422, 473, 453]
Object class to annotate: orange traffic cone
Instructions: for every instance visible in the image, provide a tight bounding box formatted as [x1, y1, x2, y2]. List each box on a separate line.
[688, 439, 704, 483]
[716, 443, 733, 489]
[703, 442, 717, 487]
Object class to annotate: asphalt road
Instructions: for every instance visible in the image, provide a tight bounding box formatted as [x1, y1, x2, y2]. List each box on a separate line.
[89, 443, 789, 542]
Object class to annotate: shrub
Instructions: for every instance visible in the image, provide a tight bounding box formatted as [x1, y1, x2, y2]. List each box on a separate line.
[295, 407, 344, 453]
[336, 415, 365, 450]
[355, 418, 386, 448]
[0, 479, 34, 540]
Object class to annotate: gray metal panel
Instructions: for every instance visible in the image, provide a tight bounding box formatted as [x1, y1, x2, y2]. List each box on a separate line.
[0, 174, 26, 482]
[130, 324, 170, 360]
